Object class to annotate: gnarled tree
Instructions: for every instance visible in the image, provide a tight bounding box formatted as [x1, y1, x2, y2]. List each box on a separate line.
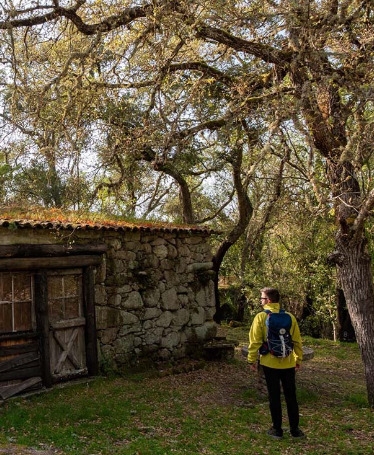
[1, 0, 374, 405]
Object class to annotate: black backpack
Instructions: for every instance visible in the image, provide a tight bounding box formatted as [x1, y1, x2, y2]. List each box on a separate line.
[259, 309, 294, 358]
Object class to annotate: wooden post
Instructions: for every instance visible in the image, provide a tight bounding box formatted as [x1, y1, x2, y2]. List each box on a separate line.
[0, 255, 102, 271]
[34, 272, 53, 388]
[83, 266, 99, 376]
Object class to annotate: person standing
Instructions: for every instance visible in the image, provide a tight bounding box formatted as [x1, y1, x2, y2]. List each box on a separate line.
[247, 287, 305, 439]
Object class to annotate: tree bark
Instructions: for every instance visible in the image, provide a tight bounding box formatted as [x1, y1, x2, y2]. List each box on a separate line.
[213, 145, 253, 322]
[310, 133, 374, 408]
[288, 38, 374, 403]
[335, 240, 374, 406]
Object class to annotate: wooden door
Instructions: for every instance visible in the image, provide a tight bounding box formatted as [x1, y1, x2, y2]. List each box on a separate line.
[47, 269, 88, 381]
[0, 272, 42, 399]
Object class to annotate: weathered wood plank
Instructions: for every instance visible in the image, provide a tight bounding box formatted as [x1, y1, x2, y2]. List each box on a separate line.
[0, 243, 107, 258]
[0, 352, 40, 373]
[0, 341, 39, 357]
[52, 368, 88, 382]
[0, 366, 41, 381]
[84, 266, 99, 376]
[0, 377, 42, 400]
[0, 331, 38, 342]
[51, 318, 86, 330]
[52, 329, 81, 373]
[34, 272, 52, 388]
[0, 255, 102, 270]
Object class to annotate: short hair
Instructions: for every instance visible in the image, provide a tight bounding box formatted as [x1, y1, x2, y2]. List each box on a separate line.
[261, 287, 280, 303]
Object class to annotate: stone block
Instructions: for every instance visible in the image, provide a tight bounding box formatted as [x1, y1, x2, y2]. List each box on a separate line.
[176, 244, 190, 257]
[143, 307, 162, 320]
[195, 287, 209, 307]
[95, 261, 106, 283]
[158, 348, 172, 360]
[121, 311, 140, 325]
[194, 322, 217, 340]
[156, 311, 173, 328]
[108, 293, 122, 307]
[123, 241, 141, 252]
[161, 331, 180, 349]
[108, 239, 122, 250]
[142, 288, 161, 307]
[167, 244, 178, 258]
[113, 335, 135, 359]
[190, 307, 205, 325]
[144, 327, 164, 345]
[184, 236, 203, 245]
[173, 308, 190, 326]
[161, 288, 179, 310]
[116, 250, 136, 261]
[99, 327, 118, 344]
[203, 340, 235, 360]
[123, 291, 144, 309]
[143, 320, 153, 330]
[95, 306, 117, 329]
[161, 258, 174, 271]
[151, 238, 166, 246]
[143, 254, 160, 269]
[164, 269, 179, 285]
[177, 293, 189, 307]
[205, 306, 216, 321]
[94, 285, 107, 305]
[153, 244, 168, 259]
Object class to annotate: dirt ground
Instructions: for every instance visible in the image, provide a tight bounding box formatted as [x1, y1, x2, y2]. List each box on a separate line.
[1, 330, 368, 454]
[0, 345, 253, 455]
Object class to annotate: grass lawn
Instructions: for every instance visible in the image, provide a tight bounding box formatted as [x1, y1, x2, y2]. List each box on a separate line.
[0, 329, 373, 455]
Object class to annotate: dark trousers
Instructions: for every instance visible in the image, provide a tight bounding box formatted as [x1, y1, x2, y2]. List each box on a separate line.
[262, 365, 299, 431]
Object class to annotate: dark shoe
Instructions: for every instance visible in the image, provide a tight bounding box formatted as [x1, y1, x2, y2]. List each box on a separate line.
[267, 427, 283, 439]
[290, 428, 305, 438]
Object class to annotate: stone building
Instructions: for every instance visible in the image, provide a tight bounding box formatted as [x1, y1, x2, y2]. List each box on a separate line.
[0, 216, 217, 399]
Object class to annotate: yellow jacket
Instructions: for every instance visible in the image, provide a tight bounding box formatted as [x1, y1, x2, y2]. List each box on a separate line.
[247, 302, 303, 369]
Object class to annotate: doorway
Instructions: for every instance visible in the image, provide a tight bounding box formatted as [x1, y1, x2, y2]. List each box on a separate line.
[0, 262, 98, 399]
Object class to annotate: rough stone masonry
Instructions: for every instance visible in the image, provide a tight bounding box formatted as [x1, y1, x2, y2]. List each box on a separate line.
[0, 219, 218, 374]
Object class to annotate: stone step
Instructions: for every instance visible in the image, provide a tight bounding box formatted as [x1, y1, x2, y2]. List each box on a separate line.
[203, 338, 236, 360]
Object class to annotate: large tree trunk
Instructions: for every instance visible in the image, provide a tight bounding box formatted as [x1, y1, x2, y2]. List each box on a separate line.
[335, 239, 374, 406]
[296, 58, 374, 404]
[324, 161, 374, 407]
[213, 144, 253, 322]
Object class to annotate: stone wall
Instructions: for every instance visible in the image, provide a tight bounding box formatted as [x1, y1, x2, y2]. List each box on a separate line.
[95, 230, 217, 370]
[0, 221, 218, 372]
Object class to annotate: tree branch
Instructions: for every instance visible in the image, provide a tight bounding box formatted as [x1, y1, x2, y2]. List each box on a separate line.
[0, 4, 152, 34]
[195, 24, 293, 65]
[168, 62, 234, 86]
[353, 188, 374, 241]
[195, 189, 235, 224]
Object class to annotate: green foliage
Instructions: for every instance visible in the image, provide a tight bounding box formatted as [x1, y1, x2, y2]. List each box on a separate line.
[219, 189, 337, 336]
[0, 163, 13, 202]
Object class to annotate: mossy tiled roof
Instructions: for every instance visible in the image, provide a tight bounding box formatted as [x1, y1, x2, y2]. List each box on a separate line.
[0, 208, 215, 235]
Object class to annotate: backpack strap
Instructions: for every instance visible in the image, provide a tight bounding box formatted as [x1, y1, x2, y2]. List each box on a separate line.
[264, 308, 286, 314]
